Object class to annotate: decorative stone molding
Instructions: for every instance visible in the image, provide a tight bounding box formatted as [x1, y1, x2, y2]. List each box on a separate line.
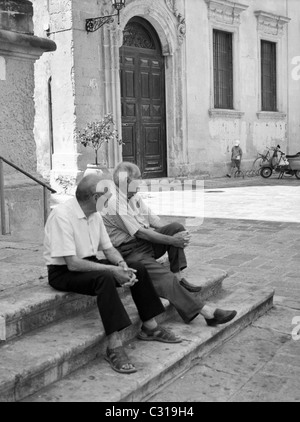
[254, 11, 290, 37]
[165, 0, 186, 44]
[257, 112, 287, 121]
[204, 0, 249, 26]
[0, 29, 56, 61]
[209, 109, 244, 119]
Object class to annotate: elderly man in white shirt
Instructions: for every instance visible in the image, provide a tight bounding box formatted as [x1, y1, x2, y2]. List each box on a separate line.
[44, 174, 181, 375]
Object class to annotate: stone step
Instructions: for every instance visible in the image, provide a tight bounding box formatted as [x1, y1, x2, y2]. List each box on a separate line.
[21, 285, 274, 403]
[0, 265, 226, 343]
[0, 292, 175, 402]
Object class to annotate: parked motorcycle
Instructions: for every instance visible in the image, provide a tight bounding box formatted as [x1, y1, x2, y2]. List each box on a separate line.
[260, 145, 300, 179]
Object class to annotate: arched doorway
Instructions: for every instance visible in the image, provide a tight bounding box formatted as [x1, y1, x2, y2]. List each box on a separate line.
[120, 17, 167, 178]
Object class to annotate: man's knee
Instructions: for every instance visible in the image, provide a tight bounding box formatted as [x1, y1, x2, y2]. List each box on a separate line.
[169, 221, 185, 233]
[94, 270, 116, 291]
[127, 261, 147, 275]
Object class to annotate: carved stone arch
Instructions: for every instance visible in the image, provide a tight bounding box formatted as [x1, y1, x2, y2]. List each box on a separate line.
[114, 0, 179, 56]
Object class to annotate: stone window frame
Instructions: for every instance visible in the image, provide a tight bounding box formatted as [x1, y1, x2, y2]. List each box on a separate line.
[254, 10, 290, 121]
[205, 0, 248, 119]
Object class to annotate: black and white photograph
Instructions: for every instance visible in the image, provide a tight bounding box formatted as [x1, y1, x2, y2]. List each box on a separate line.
[0, 0, 299, 406]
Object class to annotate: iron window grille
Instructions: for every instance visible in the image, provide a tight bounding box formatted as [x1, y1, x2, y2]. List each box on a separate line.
[261, 40, 277, 112]
[213, 29, 233, 109]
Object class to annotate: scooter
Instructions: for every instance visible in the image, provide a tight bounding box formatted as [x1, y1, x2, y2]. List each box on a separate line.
[260, 145, 300, 179]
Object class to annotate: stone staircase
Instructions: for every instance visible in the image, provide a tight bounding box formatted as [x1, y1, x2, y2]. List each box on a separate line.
[0, 235, 274, 402]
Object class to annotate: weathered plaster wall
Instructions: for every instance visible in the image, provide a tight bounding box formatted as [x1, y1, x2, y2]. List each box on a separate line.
[287, 0, 300, 155]
[72, 0, 106, 171]
[0, 0, 56, 239]
[0, 56, 36, 172]
[0, 0, 33, 34]
[32, 0, 52, 179]
[0, 0, 38, 174]
[32, 0, 78, 187]
[184, 0, 290, 176]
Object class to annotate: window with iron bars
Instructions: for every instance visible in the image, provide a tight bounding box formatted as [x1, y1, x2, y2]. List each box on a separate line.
[213, 29, 233, 109]
[261, 40, 277, 111]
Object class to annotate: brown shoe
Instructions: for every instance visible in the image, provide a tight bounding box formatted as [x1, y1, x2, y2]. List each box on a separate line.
[205, 309, 237, 326]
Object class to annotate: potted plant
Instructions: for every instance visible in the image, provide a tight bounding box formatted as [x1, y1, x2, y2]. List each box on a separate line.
[76, 113, 123, 176]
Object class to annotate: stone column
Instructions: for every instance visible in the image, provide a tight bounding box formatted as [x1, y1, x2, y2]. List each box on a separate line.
[0, 0, 56, 175]
[0, 0, 56, 240]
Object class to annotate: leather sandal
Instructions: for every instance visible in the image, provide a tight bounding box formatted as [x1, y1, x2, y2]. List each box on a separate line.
[137, 325, 182, 343]
[105, 346, 137, 374]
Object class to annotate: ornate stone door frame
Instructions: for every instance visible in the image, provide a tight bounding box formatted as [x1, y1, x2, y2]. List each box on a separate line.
[99, 0, 187, 175]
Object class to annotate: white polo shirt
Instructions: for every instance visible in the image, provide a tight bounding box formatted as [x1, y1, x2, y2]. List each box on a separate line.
[44, 197, 113, 266]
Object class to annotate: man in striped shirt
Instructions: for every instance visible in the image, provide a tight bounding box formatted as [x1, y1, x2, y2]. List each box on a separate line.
[101, 162, 237, 327]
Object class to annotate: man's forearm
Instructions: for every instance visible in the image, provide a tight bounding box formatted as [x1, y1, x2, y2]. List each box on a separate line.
[64, 256, 115, 273]
[103, 247, 126, 266]
[136, 227, 173, 245]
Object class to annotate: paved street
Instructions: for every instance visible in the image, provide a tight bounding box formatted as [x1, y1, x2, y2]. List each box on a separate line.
[145, 175, 300, 402]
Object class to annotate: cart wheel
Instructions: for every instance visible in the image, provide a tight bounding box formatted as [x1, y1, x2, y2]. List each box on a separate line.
[295, 170, 300, 180]
[260, 167, 272, 178]
[251, 158, 264, 175]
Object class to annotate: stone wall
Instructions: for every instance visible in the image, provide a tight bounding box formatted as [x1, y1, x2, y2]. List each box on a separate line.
[287, 0, 300, 155]
[0, 53, 36, 173]
[0, 0, 33, 34]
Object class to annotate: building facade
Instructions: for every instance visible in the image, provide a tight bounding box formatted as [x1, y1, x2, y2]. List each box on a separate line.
[32, 0, 300, 188]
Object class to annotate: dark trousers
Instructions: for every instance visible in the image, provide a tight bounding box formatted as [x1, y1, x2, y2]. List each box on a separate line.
[48, 259, 165, 336]
[117, 222, 205, 324]
[153, 222, 187, 272]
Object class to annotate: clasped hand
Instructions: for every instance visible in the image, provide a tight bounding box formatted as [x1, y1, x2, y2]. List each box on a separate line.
[112, 265, 138, 287]
[172, 230, 191, 248]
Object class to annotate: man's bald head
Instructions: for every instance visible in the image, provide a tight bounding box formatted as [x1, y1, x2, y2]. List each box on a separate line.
[75, 174, 104, 203]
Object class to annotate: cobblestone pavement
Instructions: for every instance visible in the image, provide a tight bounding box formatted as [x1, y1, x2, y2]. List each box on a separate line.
[147, 175, 300, 402]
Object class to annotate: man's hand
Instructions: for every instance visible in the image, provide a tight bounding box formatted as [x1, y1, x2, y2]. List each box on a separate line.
[172, 231, 191, 248]
[111, 266, 138, 287]
[118, 260, 129, 271]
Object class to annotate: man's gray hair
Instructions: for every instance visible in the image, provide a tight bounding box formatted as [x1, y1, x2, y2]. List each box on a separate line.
[113, 162, 141, 186]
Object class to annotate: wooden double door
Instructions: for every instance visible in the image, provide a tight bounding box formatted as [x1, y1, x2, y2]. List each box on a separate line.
[120, 18, 167, 178]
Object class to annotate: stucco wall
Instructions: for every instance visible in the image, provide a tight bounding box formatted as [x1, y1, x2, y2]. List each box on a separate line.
[32, 0, 77, 184]
[287, 0, 300, 155]
[0, 56, 36, 173]
[72, 0, 107, 171]
[184, 0, 291, 176]
[0, 0, 56, 176]
[32, 0, 52, 179]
